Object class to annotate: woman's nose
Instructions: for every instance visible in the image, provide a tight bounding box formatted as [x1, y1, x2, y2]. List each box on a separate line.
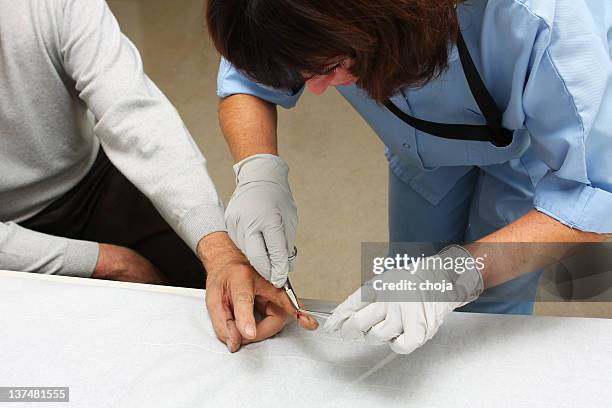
[306, 75, 334, 95]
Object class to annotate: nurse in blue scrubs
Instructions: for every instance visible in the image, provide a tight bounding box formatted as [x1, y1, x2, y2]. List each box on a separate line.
[205, 0, 611, 353]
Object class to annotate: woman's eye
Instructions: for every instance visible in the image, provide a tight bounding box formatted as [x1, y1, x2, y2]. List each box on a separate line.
[323, 63, 341, 75]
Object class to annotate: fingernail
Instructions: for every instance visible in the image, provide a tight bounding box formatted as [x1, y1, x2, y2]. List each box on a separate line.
[225, 320, 239, 353]
[303, 312, 317, 324]
[244, 323, 256, 338]
[226, 337, 238, 353]
[298, 313, 319, 329]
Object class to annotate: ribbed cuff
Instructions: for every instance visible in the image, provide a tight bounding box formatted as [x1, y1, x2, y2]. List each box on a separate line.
[62, 239, 100, 278]
[178, 203, 228, 253]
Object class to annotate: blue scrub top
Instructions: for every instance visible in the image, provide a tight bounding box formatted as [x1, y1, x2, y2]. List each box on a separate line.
[216, 0, 612, 236]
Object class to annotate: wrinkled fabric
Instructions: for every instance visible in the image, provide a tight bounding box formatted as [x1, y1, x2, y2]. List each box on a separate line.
[2, 271, 612, 407]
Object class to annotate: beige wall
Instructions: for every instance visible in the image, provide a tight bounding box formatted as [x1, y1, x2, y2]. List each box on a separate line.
[108, 0, 612, 317]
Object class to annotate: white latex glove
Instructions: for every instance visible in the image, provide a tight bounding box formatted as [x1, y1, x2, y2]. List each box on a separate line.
[225, 154, 297, 288]
[324, 245, 484, 355]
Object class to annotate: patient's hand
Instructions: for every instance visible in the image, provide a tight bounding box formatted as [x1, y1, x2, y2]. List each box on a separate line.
[93, 244, 169, 285]
[199, 232, 318, 352]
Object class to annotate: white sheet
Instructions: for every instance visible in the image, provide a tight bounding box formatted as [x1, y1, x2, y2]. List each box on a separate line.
[1, 271, 611, 408]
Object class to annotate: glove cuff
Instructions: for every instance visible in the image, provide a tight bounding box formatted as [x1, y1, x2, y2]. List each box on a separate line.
[233, 154, 289, 186]
[437, 244, 484, 306]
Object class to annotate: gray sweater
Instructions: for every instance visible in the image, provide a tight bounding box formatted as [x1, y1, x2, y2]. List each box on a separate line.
[0, 0, 226, 277]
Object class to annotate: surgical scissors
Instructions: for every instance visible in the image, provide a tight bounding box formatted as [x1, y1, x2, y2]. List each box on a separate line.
[283, 246, 336, 319]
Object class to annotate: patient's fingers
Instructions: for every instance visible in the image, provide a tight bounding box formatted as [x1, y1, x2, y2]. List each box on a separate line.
[224, 305, 242, 353]
[205, 286, 242, 352]
[253, 273, 319, 331]
[296, 299, 320, 330]
[229, 273, 257, 341]
[242, 300, 288, 344]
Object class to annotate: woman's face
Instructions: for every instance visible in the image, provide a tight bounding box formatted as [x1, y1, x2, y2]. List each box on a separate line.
[303, 58, 357, 95]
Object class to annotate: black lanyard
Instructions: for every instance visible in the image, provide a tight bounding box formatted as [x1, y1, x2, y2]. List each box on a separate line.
[384, 31, 513, 147]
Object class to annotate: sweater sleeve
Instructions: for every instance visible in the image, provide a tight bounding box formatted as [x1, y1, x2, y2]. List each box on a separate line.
[0, 222, 99, 277]
[57, 0, 227, 252]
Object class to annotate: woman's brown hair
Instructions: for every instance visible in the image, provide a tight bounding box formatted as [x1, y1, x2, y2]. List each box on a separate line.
[206, 0, 460, 103]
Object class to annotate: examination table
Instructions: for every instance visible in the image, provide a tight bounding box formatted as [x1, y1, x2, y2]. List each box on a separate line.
[1, 270, 611, 407]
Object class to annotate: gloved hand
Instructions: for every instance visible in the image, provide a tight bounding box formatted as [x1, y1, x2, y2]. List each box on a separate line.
[324, 245, 484, 354]
[225, 154, 297, 288]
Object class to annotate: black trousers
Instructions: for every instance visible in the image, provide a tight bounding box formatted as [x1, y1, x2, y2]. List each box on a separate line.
[20, 149, 206, 289]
